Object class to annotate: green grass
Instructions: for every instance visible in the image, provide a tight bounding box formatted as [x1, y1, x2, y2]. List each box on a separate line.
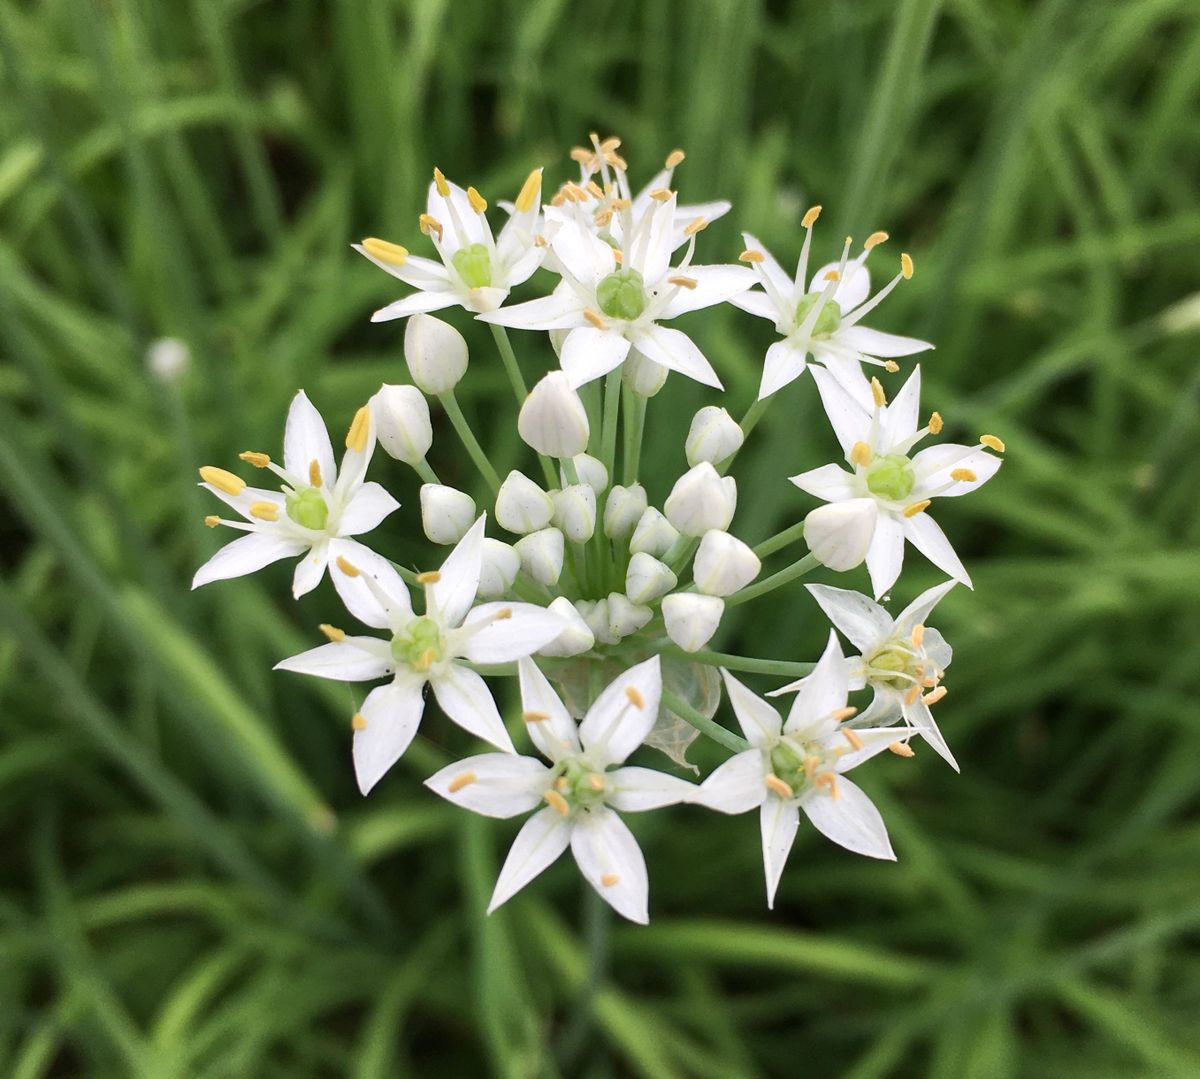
[3, 0, 1200, 1075]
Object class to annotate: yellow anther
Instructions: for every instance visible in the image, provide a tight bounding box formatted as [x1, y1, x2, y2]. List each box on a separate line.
[361, 237, 409, 265]
[814, 772, 841, 799]
[346, 404, 371, 453]
[765, 775, 795, 798]
[600, 873, 620, 887]
[843, 728, 865, 751]
[351, 712, 368, 731]
[309, 460, 323, 487]
[803, 755, 819, 779]
[544, 789, 570, 816]
[599, 136, 622, 153]
[432, 166, 450, 197]
[466, 186, 487, 213]
[923, 686, 947, 706]
[554, 776, 570, 793]
[606, 153, 628, 171]
[319, 624, 346, 642]
[823, 269, 841, 281]
[448, 771, 477, 793]
[900, 253, 914, 279]
[522, 710, 550, 724]
[981, 434, 1006, 453]
[802, 205, 822, 228]
[204, 515, 220, 528]
[249, 501, 279, 521]
[414, 648, 436, 672]
[903, 499, 931, 518]
[586, 180, 604, 199]
[612, 249, 623, 264]
[587, 773, 605, 791]
[739, 249, 765, 263]
[593, 208, 614, 228]
[928, 411, 943, 434]
[419, 213, 443, 239]
[549, 192, 566, 207]
[199, 466, 245, 496]
[494, 607, 513, 620]
[888, 741, 915, 757]
[570, 147, 593, 164]
[832, 706, 858, 722]
[668, 275, 698, 290]
[564, 181, 587, 202]
[950, 468, 977, 483]
[416, 570, 442, 585]
[870, 377, 887, 407]
[239, 451, 271, 468]
[649, 187, 673, 202]
[904, 684, 922, 706]
[865, 231, 889, 250]
[850, 441, 872, 467]
[625, 686, 645, 710]
[911, 623, 925, 648]
[610, 198, 631, 211]
[883, 360, 900, 373]
[583, 308, 609, 330]
[665, 149, 686, 169]
[336, 556, 360, 577]
[684, 217, 708, 236]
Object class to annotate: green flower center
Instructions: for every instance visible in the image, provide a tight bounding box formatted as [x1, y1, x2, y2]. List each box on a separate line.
[285, 487, 329, 531]
[867, 644, 914, 690]
[769, 742, 812, 797]
[596, 269, 648, 321]
[391, 616, 445, 672]
[865, 454, 916, 501]
[795, 295, 842, 337]
[549, 758, 609, 813]
[451, 242, 492, 289]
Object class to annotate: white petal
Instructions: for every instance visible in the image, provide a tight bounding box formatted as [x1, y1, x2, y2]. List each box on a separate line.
[274, 637, 393, 682]
[282, 390, 336, 482]
[292, 540, 330, 598]
[759, 340, 808, 399]
[805, 584, 893, 653]
[720, 670, 783, 747]
[570, 807, 650, 924]
[337, 481, 398, 537]
[425, 751, 552, 817]
[697, 749, 768, 814]
[199, 482, 286, 521]
[632, 196, 675, 283]
[488, 806, 572, 912]
[352, 675, 426, 794]
[658, 265, 755, 319]
[371, 290, 460, 322]
[554, 221, 617, 286]
[192, 532, 305, 589]
[729, 289, 781, 322]
[429, 515, 484, 629]
[809, 260, 870, 310]
[465, 286, 509, 313]
[784, 632, 849, 738]
[354, 244, 449, 286]
[759, 796, 800, 909]
[810, 366, 872, 456]
[894, 579, 958, 635]
[457, 602, 564, 664]
[865, 511, 906, 599]
[910, 444, 1003, 498]
[517, 656, 582, 762]
[632, 326, 722, 390]
[669, 200, 731, 248]
[829, 726, 919, 773]
[430, 664, 514, 752]
[901, 512, 971, 588]
[903, 698, 959, 771]
[813, 349, 875, 412]
[741, 233, 794, 301]
[426, 180, 487, 255]
[606, 766, 696, 812]
[922, 626, 953, 670]
[328, 539, 413, 631]
[560, 327, 631, 388]
[788, 462, 857, 502]
[835, 325, 934, 358]
[880, 366, 922, 449]
[478, 292, 583, 330]
[578, 655, 662, 766]
[801, 776, 895, 860]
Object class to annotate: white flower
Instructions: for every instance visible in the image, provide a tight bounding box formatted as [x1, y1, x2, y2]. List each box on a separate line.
[273, 517, 564, 793]
[803, 500, 877, 572]
[629, 507, 679, 558]
[355, 168, 545, 319]
[424, 655, 695, 923]
[513, 527, 565, 587]
[193, 391, 398, 598]
[420, 484, 476, 545]
[769, 582, 959, 770]
[402, 313, 469, 395]
[603, 484, 648, 541]
[625, 552, 677, 605]
[563, 453, 609, 494]
[662, 592, 724, 653]
[478, 539, 520, 599]
[664, 462, 737, 537]
[370, 384, 432, 465]
[791, 366, 1003, 598]
[537, 597, 595, 658]
[698, 634, 916, 907]
[482, 196, 753, 389]
[685, 405, 744, 467]
[692, 530, 760, 596]
[518, 372, 590, 459]
[731, 211, 932, 403]
[495, 470, 555, 535]
[550, 484, 597, 543]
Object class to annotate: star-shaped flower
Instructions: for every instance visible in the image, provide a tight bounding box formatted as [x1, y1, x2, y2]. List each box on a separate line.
[426, 655, 696, 923]
[274, 517, 564, 793]
[792, 365, 1003, 598]
[193, 391, 398, 598]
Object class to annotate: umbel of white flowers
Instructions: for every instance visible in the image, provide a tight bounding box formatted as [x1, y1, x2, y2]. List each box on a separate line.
[191, 133, 1005, 922]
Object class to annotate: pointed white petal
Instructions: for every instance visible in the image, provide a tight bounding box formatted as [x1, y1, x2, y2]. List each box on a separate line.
[813, 349, 875, 412]
[570, 806, 649, 924]
[328, 539, 413, 631]
[810, 366, 873, 456]
[658, 265, 755, 318]
[669, 200, 731, 248]
[741, 233, 794, 301]
[560, 326, 631, 388]
[606, 766, 696, 812]
[578, 655, 662, 766]
[429, 515, 485, 628]
[274, 637, 394, 681]
[922, 626, 953, 670]
[192, 532, 305, 589]
[697, 749, 768, 814]
[901, 512, 971, 588]
[828, 726, 919, 773]
[292, 540, 330, 598]
[371, 290, 460, 322]
[478, 292, 583, 330]
[425, 751, 552, 817]
[337, 481, 398, 537]
[199, 483, 286, 521]
[880, 366, 922, 448]
[759, 340, 808, 399]
[283, 390, 336, 481]
[894, 579, 958, 635]
[809, 260, 870, 309]
[805, 584, 893, 653]
[517, 656, 582, 762]
[352, 675, 426, 794]
[552, 221, 616, 286]
[760, 796, 800, 909]
[633, 195, 675, 283]
[865, 511, 906, 599]
[426, 179, 488, 255]
[784, 632, 849, 738]
[720, 670, 783, 747]
[835, 325, 934, 358]
[788, 462, 857, 502]
[488, 806, 572, 912]
[430, 664, 514, 752]
[457, 602, 564, 664]
[910, 444, 1003, 498]
[729, 289, 781, 322]
[904, 698, 959, 771]
[632, 326, 722, 390]
[801, 776, 895, 859]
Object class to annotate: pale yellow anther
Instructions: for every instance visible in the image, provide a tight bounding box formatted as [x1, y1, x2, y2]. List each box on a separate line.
[606, 152, 628, 171]
[649, 187, 673, 202]
[204, 515, 220, 528]
[336, 556, 360, 577]
[665, 149, 686, 169]
[347, 406, 371, 453]
[832, 706, 858, 722]
[361, 237, 408, 265]
[599, 136, 622, 153]
[923, 686, 947, 706]
[843, 728, 865, 751]
[544, 789, 570, 816]
[351, 712, 368, 731]
[823, 269, 841, 282]
[199, 466, 245, 496]
[419, 213, 443, 239]
[739, 249, 765, 263]
[565, 181, 587, 203]
[903, 499, 931, 518]
[921, 675, 938, 688]
[414, 648, 436, 672]
[534, 234, 547, 248]
[850, 441, 872, 467]
[249, 501, 279, 522]
[883, 360, 900, 373]
[981, 434, 1006, 453]
[803, 755, 820, 779]
[239, 451, 271, 468]
[612, 249, 623, 264]
[319, 623, 346, 642]
[416, 570, 442, 585]
[432, 166, 450, 197]
[625, 686, 645, 710]
[928, 411, 944, 435]
[904, 684, 922, 706]
[765, 775, 795, 799]
[494, 607, 513, 620]
[466, 186, 488, 213]
[583, 308, 609, 330]
[593, 208, 614, 228]
[871, 378, 887, 407]
[549, 193, 566, 207]
[569, 147, 593, 164]
[888, 741, 915, 757]
[523, 710, 550, 724]
[865, 231, 889, 250]
[814, 772, 841, 799]
[684, 217, 708, 236]
[668, 275, 698, 290]
[610, 198, 631, 211]
[587, 773, 605, 792]
[950, 468, 977, 483]
[900, 253, 914, 280]
[309, 459, 323, 488]
[586, 180, 604, 199]
[448, 771, 477, 793]
[600, 873, 620, 887]
[554, 776, 570, 793]
[802, 205, 822, 228]
[911, 623, 925, 648]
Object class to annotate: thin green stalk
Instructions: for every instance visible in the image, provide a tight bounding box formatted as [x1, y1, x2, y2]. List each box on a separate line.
[622, 383, 647, 487]
[438, 390, 501, 493]
[412, 457, 441, 486]
[600, 367, 623, 481]
[754, 520, 806, 558]
[718, 396, 773, 475]
[488, 323, 529, 402]
[661, 690, 748, 754]
[556, 885, 611, 1066]
[659, 645, 815, 679]
[726, 553, 820, 607]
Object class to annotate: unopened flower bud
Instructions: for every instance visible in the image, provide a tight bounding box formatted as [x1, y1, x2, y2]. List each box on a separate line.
[607, 592, 653, 640]
[420, 484, 476, 544]
[686, 406, 743, 466]
[625, 552, 678, 604]
[371, 384, 432, 464]
[404, 313, 468, 395]
[537, 597, 595, 657]
[622, 347, 669, 397]
[662, 593, 725, 653]
[495, 470, 554, 534]
[664, 463, 737, 537]
[804, 498, 877, 571]
[629, 507, 679, 557]
[562, 453, 608, 494]
[478, 538, 520, 599]
[514, 527, 565, 586]
[604, 484, 648, 541]
[577, 599, 616, 646]
[518, 372, 590, 458]
[693, 530, 761, 596]
[551, 484, 597, 543]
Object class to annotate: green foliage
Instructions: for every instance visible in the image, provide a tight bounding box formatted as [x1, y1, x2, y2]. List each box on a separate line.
[2, 0, 1200, 1075]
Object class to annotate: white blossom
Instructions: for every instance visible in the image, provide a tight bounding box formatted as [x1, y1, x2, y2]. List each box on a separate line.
[518, 372, 590, 459]
[629, 507, 679, 557]
[551, 484, 597, 543]
[686, 406, 744, 467]
[662, 593, 724, 653]
[693, 530, 760, 596]
[371, 384, 433, 465]
[495, 471, 555, 535]
[537, 597, 595, 658]
[624, 552, 677, 605]
[514, 527, 565, 587]
[477, 538, 520, 599]
[402, 313, 469, 395]
[604, 484, 648, 541]
[420, 484, 476, 545]
[664, 462, 737, 537]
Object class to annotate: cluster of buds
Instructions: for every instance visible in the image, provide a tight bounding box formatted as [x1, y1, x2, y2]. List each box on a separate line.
[192, 134, 1003, 922]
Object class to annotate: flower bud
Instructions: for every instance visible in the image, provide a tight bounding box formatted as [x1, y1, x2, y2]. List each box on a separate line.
[804, 498, 877, 571]
[662, 593, 725, 653]
[420, 484, 476, 545]
[629, 507, 680, 557]
[622, 347, 668, 397]
[607, 592, 653, 640]
[562, 453, 608, 494]
[624, 552, 677, 604]
[693, 530, 761, 596]
[603, 484, 648, 541]
[551, 484, 597, 543]
[495, 470, 554, 534]
[514, 527, 565, 586]
[477, 538, 520, 599]
[404, 313, 468, 395]
[518, 372, 589, 458]
[577, 599, 617, 646]
[537, 597, 595, 657]
[664, 463, 737, 537]
[686, 406, 743, 467]
[371, 384, 432, 465]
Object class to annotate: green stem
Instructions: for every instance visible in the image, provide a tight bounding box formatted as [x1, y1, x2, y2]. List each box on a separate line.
[659, 645, 815, 679]
[719, 396, 773, 476]
[413, 457, 441, 486]
[438, 390, 501, 493]
[488, 323, 528, 402]
[661, 690, 748, 754]
[600, 367, 622, 481]
[555, 884, 611, 1066]
[621, 383, 647, 487]
[727, 553, 820, 607]
[386, 559, 421, 586]
[754, 519, 806, 559]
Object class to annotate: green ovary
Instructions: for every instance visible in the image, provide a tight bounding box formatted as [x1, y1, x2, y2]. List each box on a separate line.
[867, 646, 912, 689]
[452, 243, 492, 289]
[555, 759, 609, 811]
[795, 295, 842, 337]
[392, 617, 445, 670]
[596, 269, 648, 321]
[866, 455, 916, 501]
[769, 743, 810, 796]
[285, 487, 329, 531]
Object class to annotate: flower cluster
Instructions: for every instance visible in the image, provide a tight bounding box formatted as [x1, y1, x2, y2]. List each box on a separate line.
[193, 134, 1003, 922]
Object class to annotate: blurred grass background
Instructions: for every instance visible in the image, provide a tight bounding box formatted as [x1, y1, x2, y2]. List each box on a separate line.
[2, 0, 1200, 1075]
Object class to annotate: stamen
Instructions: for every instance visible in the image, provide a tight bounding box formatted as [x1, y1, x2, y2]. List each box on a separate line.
[419, 213, 443, 239]
[239, 451, 271, 468]
[361, 237, 408, 265]
[554, 776, 570, 793]
[309, 460, 323, 487]
[911, 624, 925, 648]
[586, 180, 604, 199]
[850, 441, 872, 466]
[351, 712, 368, 731]
[432, 167, 450, 197]
[600, 873, 620, 887]
[544, 789, 570, 816]
[625, 686, 645, 709]
[823, 269, 841, 282]
[466, 186, 487, 213]
[803, 755, 819, 779]
[336, 556, 360, 577]
[346, 405, 370, 453]
[587, 773, 605, 791]
[888, 741, 915, 757]
[739, 249, 764, 263]
[569, 147, 592, 164]
[904, 685, 922, 706]
[199, 466, 245, 495]
[668, 275, 697, 289]
[814, 772, 841, 799]
[249, 501, 279, 521]
[903, 499, 931, 517]
[414, 648, 436, 672]
[448, 771, 477, 793]
[923, 686, 947, 706]
[593, 208, 614, 227]
[684, 217, 708, 236]
[649, 187, 672, 202]
[802, 205, 822, 228]
[204, 515, 220, 528]
[950, 468, 977, 483]
[765, 775, 795, 798]
[522, 710, 550, 724]
[665, 149, 686, 168]
[416, 570, 442, 585]
[832, 706, 858, 721]
[871, 378, 887, 407]
[865, 231, 889, 250]
[928, 411, 943, 434]
[843, 728, 864, 751]
[883, 360, 900, 372]
[583, 308, 609, 330]
[534, 234, 547, 248]
[900, 253, 914, 280]
[599, 136, 621, 153]
[319, 625, 345, 643]
[607, 153, 628, 171]
[610, 198, 631, 211]
[612, 249, 623, 264]
[980, 434, 1006, 453]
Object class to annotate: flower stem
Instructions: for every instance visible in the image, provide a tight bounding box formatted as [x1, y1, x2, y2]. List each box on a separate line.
[660, 690, 748, 753]
[413, 457, 441, 486]
[438, 390, 501, 494]
[600, 367, 622, 481]
[621, 383, 646, 487]
[555, 883, 610, 1066]
[658, 645, 815, 679]
[718, 395, 773, 476]
[488, 323, 528, 402]
[726, 552, 820, 607]
[754, 519, 806, 559]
